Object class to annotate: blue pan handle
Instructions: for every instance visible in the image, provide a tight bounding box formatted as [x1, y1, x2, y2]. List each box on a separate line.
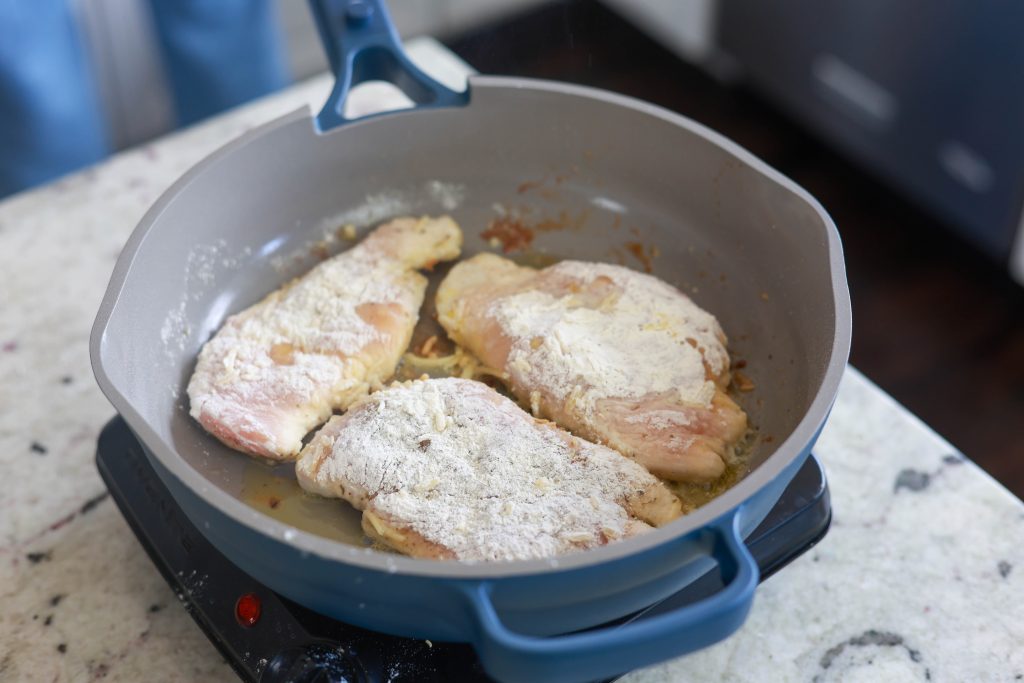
[463, 512, 758, 683]
[308, 0, 470, 131]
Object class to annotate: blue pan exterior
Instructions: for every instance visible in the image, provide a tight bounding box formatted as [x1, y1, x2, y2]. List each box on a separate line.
[144, 428, 817, 683]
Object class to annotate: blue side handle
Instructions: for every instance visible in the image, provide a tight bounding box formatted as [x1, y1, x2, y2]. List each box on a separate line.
[463, 512, 759, 683]
[308, 0, 470, 131]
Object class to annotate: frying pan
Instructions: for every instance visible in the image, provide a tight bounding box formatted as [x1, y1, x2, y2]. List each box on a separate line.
[90, 1, 851, 681]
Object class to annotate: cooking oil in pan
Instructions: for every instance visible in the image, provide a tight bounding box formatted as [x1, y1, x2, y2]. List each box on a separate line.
[240, 463, 368, 546]
[669, 460, 745, 513]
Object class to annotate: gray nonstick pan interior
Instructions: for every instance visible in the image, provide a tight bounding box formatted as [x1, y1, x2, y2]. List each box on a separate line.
[93, 76, 850, 576]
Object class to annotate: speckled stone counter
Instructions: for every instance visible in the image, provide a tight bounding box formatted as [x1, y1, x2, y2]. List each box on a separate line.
[2, 40, 1022, 683]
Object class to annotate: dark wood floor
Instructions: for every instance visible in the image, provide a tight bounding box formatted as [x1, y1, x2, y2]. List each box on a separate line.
[444, 0, 1024, 497]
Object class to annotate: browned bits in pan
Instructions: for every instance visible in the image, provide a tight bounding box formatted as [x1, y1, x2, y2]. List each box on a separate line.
[517, 179, 543, 194]
[482, 217, 535, 253]
[625, 241, 656, 273]
[733, 371, 756, 393]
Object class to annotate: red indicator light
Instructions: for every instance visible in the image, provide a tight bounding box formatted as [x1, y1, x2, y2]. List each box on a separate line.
[235, 593, 261, 627]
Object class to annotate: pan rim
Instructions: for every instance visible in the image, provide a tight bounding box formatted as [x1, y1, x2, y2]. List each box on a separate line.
[91, 75, 852, 579]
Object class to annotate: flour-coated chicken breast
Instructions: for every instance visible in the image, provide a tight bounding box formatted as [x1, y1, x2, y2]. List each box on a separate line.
[187, 216, 462, 459]
[295, 377, 682, 561]
[436, 254, 747, 483]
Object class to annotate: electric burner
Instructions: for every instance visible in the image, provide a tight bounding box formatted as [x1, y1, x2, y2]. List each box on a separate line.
[96, 416, 830, 683]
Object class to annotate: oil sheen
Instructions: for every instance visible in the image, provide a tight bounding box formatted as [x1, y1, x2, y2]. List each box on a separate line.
[240, 460, 367, 545]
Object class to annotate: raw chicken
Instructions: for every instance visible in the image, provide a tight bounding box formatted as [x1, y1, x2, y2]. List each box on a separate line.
[187, 216, 462, 460]
[296, 377, 682, 561]
[436, 254, 747, 483]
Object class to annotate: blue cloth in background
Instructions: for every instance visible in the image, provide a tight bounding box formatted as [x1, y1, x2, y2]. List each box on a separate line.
[0, 0, 291, 199]
[148, 0, 290, 126]
[0, 1, 109, 198]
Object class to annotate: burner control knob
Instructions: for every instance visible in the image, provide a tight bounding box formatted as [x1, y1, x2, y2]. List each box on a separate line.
[261, 643, 366, 683]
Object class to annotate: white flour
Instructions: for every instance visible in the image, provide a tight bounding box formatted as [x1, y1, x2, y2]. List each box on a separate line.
[296, 378, 679, 561]
[426, 180, 465, 211]
[159, 240, 252, 363]
[492, 261, 728, 417]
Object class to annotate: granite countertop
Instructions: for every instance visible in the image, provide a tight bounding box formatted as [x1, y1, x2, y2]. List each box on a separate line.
[1, 39, 1022, 683]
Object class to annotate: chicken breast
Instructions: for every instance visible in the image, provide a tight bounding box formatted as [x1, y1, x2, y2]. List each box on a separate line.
[296, 377, 682, 561]
[436, 254, 747, 483]
[187, 216, 462, 460]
